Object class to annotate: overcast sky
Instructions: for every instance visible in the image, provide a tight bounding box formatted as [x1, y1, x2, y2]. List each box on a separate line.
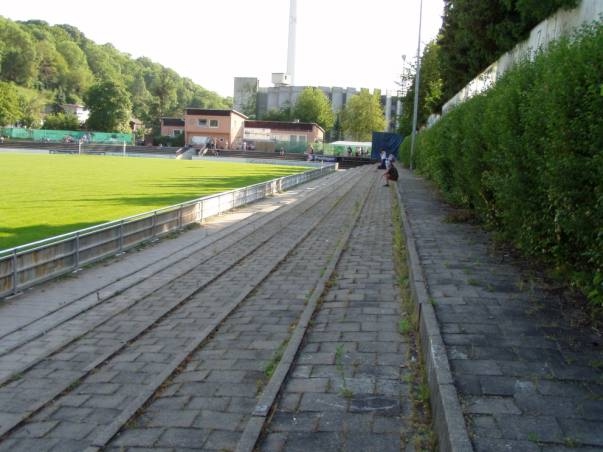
[1, 0, 445, 98]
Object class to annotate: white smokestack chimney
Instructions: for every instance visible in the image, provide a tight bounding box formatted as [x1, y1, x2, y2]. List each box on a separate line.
[287, 0, 297, 85]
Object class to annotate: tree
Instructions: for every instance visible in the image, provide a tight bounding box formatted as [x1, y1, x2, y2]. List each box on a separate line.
[128, 71, 154, 124]
[82, 43, 121, 81]
[330, 113, 343, 142]
[84, 80, 132, 132]
[147, 68, 179, 118]
[262, 104, 293, 121]
[56, 41, 93, 102]
[0, 82, 21, 126]
[42, 112, 80, 130]
[437, 0, 578, 101]
[0, 19, 37, 86]
[34, 40, 67, 91]
[16, 85, 47, 128]
[55, 24, 88, 45]
[398, 40, 443, 135]
[292, 87, 335, 131]
[341, 89, 385, 141]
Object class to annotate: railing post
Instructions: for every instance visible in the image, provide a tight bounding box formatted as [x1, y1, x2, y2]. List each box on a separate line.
[75, 232, 80, 268]
[119, 220, 124, 252]
[178, 205, 183, 230]
[11, 249, 17, 295]
[152, 211, 157, 237]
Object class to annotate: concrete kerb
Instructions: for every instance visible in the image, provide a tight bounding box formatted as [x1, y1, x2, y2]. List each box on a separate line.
[394, 174, 473, 452]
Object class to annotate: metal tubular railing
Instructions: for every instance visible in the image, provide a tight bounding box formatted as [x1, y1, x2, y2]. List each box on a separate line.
[0, 164, 336, 298]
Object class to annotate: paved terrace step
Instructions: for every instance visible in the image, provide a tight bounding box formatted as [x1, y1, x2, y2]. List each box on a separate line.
[3, 161, 597, 451]
[0, 166, 433, 451]
[0, 167, 353, 341]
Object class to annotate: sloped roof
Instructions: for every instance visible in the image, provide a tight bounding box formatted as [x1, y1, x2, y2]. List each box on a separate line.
[161, 117, 185, 126]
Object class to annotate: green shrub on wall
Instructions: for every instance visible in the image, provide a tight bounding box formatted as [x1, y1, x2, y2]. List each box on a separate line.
[404, 22, 603, 311]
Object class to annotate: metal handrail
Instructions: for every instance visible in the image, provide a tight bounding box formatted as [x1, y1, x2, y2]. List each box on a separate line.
[0, 165, 336, 298]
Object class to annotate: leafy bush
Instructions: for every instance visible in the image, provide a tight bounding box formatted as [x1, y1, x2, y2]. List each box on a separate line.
[42, 112, 80, 130]
[154, 133, 184, 147]
[406, 22, 603, 312]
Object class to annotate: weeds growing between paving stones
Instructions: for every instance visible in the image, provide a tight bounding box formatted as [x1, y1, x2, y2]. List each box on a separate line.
[527, 432, 540, 443]
[589, 359, 603, 370]
[264, 340, 288, 379]
[335, 344, 353, 398]
[391, 192, 437, 450]
[399, 318, 412, 335]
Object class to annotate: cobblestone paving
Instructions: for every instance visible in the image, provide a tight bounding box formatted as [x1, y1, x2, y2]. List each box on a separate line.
[4, 162, 600, 451]
[257, 172, 415, 451]
[0, 165, 427, 451]
[0, 168, 358, 450]
[397, 168, 603, 451]
[101, 168, 377, 451]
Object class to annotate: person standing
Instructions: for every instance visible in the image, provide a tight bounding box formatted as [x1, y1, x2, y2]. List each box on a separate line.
[307, 145, 315, 161]
[379, 149, 387, 169]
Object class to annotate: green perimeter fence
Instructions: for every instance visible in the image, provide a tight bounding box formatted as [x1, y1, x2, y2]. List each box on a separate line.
[1, 127, 132, 144]
[259, 141, 372, 157]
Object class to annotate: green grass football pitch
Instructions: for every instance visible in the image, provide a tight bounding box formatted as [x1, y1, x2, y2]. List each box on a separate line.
[0, 153, 309, 250]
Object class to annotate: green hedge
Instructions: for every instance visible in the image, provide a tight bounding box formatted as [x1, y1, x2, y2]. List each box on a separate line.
[400, 23, 603, 311]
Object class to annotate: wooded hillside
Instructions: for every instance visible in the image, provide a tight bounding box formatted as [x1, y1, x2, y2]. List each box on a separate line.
[0, 17, 231, 133]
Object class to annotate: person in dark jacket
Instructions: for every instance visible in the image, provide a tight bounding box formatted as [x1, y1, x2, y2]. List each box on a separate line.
[382, 163, 398, 186]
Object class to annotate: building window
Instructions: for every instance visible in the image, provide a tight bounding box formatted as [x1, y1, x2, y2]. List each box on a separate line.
[209, 119, 219, 128]
[173, 129, 182, 136]
[298, 135, 307, 142]
[198, 119, 208, 127]
[289, 135, 297, 143]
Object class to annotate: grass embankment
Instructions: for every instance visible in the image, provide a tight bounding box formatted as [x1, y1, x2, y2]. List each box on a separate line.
[0, 153, 307, 250]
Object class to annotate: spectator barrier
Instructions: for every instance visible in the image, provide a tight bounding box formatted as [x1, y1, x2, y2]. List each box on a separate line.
[0, 164, 336, 298]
